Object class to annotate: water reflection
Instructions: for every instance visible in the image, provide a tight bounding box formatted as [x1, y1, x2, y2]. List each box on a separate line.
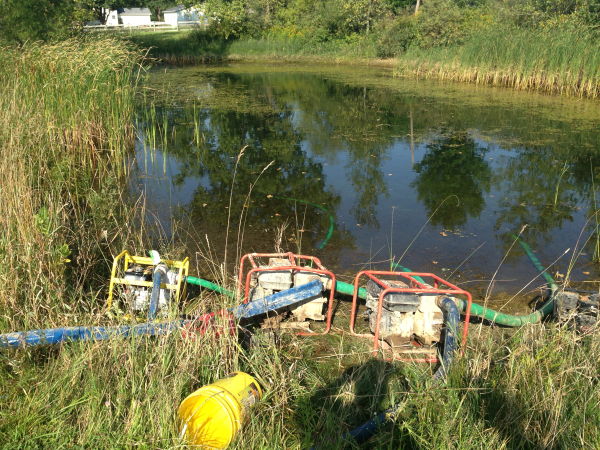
[412, 129, 491, 229]
[135, 65, 600, 289]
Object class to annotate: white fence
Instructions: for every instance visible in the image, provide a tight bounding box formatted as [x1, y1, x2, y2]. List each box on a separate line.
[83, 22, 203, 33]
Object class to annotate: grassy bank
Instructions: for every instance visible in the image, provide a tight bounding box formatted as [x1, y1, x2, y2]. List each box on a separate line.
[395, 27, 600, 98]
[128, 30, 379, 64]
[0, 37, 142, 330]
[2, 294, 600, 448]
[125, 0, 600, 99]
[129, 27, 600, 97]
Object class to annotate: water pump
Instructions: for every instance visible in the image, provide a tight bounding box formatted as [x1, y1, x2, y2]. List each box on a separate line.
[107, 250, 189, 318]
[364, 278, 444, 347]
[555, 290, 599, 333]
[237, 252, 336, 334]
[248, 257, 330, 323]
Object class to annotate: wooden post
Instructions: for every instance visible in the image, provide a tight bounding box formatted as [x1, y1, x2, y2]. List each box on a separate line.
[415, 0, 421, 14]
[410, 105, 415, 167]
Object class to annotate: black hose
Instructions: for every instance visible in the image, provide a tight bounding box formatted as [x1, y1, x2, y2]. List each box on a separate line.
[311, 297, 460, 448]
[432, 296, 460, 381]
[339, 411, 389, 444]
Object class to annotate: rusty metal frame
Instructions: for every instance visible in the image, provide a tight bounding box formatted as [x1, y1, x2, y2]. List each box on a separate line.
[237, 253, 336, 336]
[349, 271, 473, 362]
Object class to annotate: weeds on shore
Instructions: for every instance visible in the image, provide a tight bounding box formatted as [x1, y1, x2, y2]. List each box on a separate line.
[395, 27, 600, 98]
[127, 30, 380, 66]
[128, 22, 600, 99]
[0, 37, 143, 330]
[2, 298, 600, 448]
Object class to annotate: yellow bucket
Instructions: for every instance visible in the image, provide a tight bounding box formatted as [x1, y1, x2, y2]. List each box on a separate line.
[178, 372, 262, 449]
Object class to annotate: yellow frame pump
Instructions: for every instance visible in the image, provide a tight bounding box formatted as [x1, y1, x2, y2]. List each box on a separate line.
[107, 250, 190, 311]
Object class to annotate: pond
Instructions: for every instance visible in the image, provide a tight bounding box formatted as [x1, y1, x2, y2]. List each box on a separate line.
[133, 63, 600, 308]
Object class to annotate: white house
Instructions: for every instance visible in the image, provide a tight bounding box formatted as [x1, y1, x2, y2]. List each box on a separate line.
[163, 5, 204, 25]
[106, 8, 152, 26]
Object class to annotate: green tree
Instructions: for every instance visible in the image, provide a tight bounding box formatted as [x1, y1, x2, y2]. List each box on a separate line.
[142, 0, 178, 21]
[201, 0, 248, 38]
[0, 0, 81, 43]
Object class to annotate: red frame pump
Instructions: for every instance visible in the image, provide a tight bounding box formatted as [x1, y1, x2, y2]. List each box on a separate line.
[349, 271, 473, 361]
[237, 253, 336, 336]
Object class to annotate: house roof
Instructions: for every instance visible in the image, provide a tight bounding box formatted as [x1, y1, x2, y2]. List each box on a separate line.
[164, 5, 186, 13]
[117, 8, 152, 16]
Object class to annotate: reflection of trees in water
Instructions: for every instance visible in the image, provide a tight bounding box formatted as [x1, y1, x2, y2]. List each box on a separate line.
[492, 148, 597, 256]
[411, 129, 492, 229]
[146, 103, 348, 252]
[214, 74, 409, 228]
[140, 69, 600, 263]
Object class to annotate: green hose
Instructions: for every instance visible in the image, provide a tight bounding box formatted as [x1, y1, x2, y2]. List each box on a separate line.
[334, 281, 367, 298]
[392, 263, 426, 285]
[185, 276, 235, 297]
[454, 235, 557, 326]
[273, 196, 334, 249]
[186, 235, 557, 327]
[333, 264, 426, 298]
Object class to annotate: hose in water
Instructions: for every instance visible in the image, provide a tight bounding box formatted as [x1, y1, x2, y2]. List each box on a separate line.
[273, 196, 334, 249]
[453, 235, 558, 326]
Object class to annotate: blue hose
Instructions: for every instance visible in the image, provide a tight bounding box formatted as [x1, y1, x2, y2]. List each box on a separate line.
[148, 264, 167, 321]
[433, 297, 459, 381]
[0, 321, 185, 347]
[0, 280, 323, 348]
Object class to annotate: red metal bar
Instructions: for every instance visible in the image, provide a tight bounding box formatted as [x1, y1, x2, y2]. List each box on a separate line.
[238, 252, 294, 298]
[237, 253, 334, 336]
[238, 252, 318, 298]
[349, 270, 472, 362]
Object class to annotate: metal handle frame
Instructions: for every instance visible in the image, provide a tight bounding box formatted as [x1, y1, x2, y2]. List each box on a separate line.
[237, 253, 334, 336]
[107, 250, 190, 311]
[349, 270, 473, 362]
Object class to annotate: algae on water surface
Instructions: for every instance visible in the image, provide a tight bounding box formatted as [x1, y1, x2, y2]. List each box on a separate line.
[136, 63, 600, 309]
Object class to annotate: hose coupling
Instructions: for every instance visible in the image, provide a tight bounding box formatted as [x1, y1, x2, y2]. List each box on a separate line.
[154, 262, 168, 277]
[436, 296, 460, 308]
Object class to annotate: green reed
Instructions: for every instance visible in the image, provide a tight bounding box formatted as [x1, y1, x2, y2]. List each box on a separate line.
[395, 26, 600, 97]
[0, 37, 143, 329]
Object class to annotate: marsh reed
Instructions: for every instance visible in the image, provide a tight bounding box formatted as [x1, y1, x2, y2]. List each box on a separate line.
[395, 27, 600, 97]
[0, 37, 142, 329]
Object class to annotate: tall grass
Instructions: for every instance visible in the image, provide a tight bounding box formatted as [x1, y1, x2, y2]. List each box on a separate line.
[2, 302, 600, 448]
[127, 30, 380, 65]
[395, 26, 600, 97]
[0, 37, 142, 330]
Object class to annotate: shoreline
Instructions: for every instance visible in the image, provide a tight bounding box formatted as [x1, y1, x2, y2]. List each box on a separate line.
[144, 50, 600, 99]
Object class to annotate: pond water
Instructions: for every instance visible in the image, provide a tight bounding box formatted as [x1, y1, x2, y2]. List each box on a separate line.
[133, 63, 600, 304]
